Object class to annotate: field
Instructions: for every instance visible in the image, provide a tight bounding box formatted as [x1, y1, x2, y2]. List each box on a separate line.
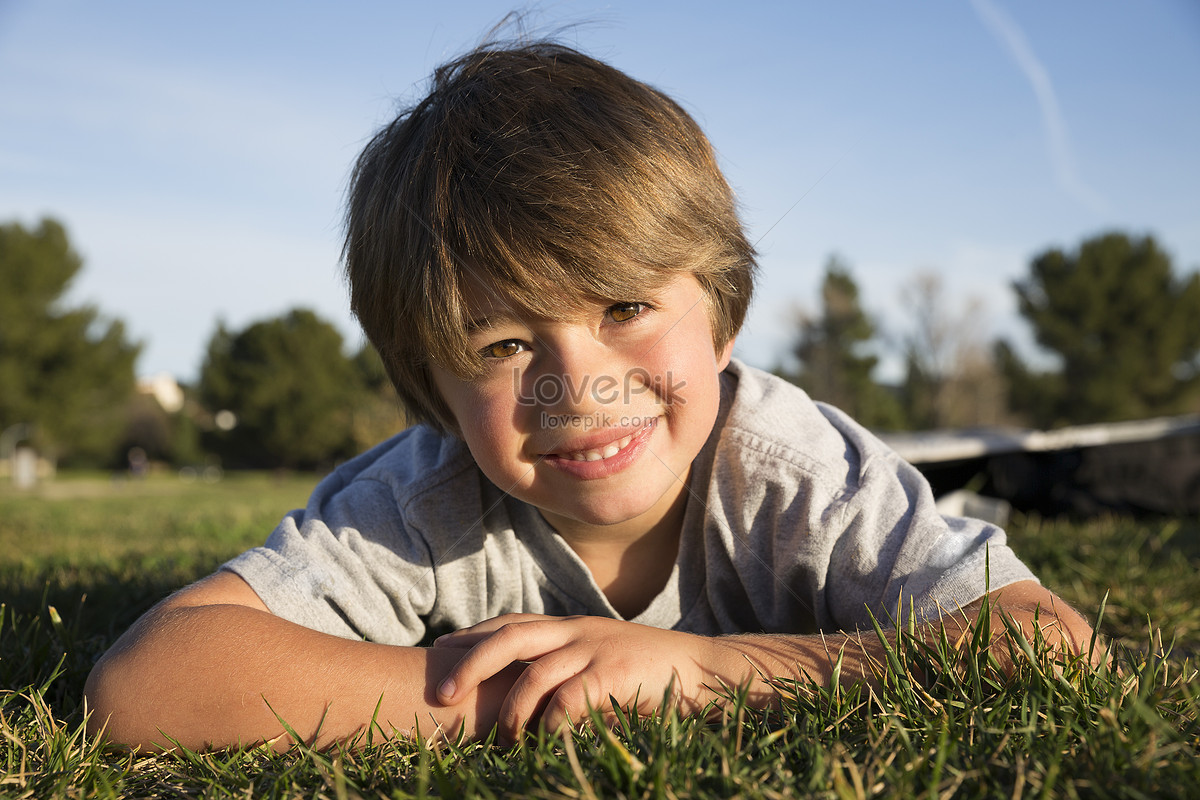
[1, 473, 1197, 798]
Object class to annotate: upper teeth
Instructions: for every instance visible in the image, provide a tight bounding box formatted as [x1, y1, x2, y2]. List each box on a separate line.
[566, 434, 634, 462]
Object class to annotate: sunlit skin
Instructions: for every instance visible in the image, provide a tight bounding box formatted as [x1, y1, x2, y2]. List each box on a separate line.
[432, 581, 1096, 743]
[432, 274, 732, 570]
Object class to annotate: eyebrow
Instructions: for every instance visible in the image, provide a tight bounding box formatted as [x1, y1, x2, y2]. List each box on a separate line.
[464, 311, 519, 335]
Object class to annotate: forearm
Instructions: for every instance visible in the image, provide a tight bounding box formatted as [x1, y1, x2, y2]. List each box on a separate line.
[417, 584, 1094, 740]
[700, 583, 1096, 706]
[85, 603, 519, 751]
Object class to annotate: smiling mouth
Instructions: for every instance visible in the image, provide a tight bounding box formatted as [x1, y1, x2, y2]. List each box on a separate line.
[545, 418, 659, 463]
[561, 433, 637, 462]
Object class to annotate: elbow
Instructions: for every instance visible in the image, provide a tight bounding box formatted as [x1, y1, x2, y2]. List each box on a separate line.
[83, 659, 115, 743]
[980, 582, 1104, 669]
[83, 655, 126, 745]
[1026, 597, 1098, 661]
[1047, 609, 1103, 667]
[84, 651, 157, 751]
[1002, 600, 1102, 669]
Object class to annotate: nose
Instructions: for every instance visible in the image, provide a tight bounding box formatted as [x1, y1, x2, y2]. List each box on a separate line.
[527, 334, 625, 417]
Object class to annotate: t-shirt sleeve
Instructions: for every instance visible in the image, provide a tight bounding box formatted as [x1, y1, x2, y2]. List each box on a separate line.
[221, 472, 437, 645]
[817, 405, 1038, 630]
[688, 363, 1040, 637]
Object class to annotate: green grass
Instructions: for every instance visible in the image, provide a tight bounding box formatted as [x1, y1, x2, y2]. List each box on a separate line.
[1, 474, 1197, 798]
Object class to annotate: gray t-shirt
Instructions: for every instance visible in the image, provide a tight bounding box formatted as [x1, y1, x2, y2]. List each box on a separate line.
[222, 359, 1036, 643]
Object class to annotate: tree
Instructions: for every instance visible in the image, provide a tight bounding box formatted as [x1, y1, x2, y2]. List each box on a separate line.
[899, 271, 1010, 429]
[198, 309, 403, 469]
[348, 343, 409, 453]
[0, 218, 141, 465]
[1012, 231, 1200, 425]
[992, 339, 1062, 429]
[781, 256, 902, 429]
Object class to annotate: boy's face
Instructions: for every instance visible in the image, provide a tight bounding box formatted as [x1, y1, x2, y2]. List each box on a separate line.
[432, 273, 732, 539]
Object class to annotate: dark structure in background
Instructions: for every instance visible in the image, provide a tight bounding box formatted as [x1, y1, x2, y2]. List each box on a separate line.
[882, 416, 1200, 517]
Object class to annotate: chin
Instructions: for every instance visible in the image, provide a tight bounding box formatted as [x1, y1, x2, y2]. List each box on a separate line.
[559, 493, 669, 528]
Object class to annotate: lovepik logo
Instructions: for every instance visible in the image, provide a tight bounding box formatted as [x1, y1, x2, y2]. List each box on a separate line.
[512, 368, 687, 408]
[539, 412, 661, 431]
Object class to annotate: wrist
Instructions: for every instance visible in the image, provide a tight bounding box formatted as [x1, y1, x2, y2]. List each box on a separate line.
[689, 634, 785, 710]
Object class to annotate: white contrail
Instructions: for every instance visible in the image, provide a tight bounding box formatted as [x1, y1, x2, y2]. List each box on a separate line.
[970, 0, 1107, 214]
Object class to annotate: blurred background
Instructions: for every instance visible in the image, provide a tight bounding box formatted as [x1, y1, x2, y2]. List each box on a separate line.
[1, 1, 1198, 489]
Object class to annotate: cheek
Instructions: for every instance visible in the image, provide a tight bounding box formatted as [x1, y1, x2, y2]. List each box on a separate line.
[474, 401, 516, 445]
[454, 386, 524, 469]
[650, 335, 724, 407]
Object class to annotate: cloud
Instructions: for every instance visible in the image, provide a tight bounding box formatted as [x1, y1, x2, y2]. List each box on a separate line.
[970, 0, 1107, 215]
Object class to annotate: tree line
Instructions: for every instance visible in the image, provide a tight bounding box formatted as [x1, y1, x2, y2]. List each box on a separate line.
[0, 218, 404, 471]
[779, 233, 1200, 432]
[2, 217, 1198, 472]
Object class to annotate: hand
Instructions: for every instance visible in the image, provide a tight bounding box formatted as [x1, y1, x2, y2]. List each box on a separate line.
[433, 614, 716, 741]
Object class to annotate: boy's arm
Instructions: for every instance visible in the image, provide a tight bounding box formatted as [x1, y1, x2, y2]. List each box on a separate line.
[435, 581, 1095, 741]
[84, 570, 522, 751]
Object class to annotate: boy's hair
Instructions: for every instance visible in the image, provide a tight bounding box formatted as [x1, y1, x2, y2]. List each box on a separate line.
[344, 40, 757, 433]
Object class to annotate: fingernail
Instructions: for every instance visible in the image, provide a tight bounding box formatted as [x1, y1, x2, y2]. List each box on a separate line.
[438, 678, 455, 700]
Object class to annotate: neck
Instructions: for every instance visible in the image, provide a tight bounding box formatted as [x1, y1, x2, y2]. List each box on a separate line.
[542, 483, 688, 619]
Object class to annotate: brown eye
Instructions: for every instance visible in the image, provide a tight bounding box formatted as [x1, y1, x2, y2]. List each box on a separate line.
[483, 340, 526, 359]
[608, 302, 644, 323]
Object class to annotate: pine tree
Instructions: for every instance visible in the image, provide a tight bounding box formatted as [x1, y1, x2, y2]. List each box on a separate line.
[1013, 231, 1200, 424]
[0, 218, 141, 464]
[783, 257, 902, 428]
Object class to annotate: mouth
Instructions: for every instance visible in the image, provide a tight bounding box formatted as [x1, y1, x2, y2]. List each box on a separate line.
[559, 432, 638, 462]
[541, 418, 659, 466]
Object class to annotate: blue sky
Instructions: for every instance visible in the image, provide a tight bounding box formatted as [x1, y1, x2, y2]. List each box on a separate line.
[2, 0, 1197, 383]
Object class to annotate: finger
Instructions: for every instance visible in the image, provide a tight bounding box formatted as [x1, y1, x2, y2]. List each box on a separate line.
[437, 621, 570, 704]
[539, 675, 605, 738]
[497, 651, 591, 740]
[432, 614, 557, 648]
[539, 664, 677, 735]
[431, 630, 490, 648]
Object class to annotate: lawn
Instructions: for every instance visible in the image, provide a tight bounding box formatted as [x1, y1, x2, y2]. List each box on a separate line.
[1, 473, 1197, 798]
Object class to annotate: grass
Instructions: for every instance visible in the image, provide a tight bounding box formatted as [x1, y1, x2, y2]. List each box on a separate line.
[1, 473, 1197, 798]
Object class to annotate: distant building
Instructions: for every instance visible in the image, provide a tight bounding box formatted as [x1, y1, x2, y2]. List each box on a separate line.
[138, 372, 185, 413]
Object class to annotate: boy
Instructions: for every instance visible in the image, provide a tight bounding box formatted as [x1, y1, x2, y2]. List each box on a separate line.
[85, 40, 1093, 751]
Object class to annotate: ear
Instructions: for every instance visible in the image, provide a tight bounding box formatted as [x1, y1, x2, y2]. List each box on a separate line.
[716, 338, 735, 371]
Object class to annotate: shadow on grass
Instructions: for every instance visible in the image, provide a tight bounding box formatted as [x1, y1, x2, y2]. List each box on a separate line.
[1, 559, 214, 717]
